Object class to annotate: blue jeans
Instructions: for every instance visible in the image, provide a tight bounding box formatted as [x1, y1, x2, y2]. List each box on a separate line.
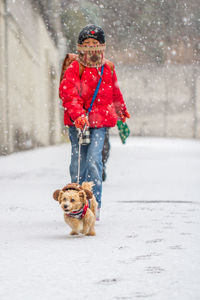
[68, 127, 106, 208]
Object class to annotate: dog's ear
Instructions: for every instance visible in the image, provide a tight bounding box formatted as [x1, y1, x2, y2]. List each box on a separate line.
[78, 190, 86, 203]
[53, 190, 64, 203]
[53, 189, 60, 201]
[58, 191, 64, 204]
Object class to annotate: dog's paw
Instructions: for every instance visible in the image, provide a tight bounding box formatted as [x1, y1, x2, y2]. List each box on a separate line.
[70, 231, 79, 235]
[86, 230, 96, 236]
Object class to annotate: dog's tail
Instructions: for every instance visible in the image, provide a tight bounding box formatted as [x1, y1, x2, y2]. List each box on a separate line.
[82, 181, 94, 191]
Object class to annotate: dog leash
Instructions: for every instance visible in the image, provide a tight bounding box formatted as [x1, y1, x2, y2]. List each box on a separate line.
[77, 127, 85, 184]
[77, 140, 81, 184]
[76, 65, 104, 184]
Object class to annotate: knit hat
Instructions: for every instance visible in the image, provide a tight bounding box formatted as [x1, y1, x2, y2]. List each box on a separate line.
[78, 24, 105, 45]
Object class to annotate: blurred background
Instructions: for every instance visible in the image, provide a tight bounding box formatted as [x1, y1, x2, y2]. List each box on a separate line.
[0, 0, 200, 155]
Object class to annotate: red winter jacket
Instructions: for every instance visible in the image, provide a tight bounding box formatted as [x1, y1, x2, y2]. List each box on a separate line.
[59, 60, 127, 128]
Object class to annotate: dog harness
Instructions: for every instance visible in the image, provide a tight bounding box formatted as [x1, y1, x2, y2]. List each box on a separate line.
[65, 199, 91, 220]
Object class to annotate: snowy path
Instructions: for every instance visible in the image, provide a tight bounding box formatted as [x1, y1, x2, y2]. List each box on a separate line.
[0, 137, 200, 300]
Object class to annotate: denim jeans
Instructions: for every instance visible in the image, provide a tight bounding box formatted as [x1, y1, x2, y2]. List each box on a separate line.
[68, 127, 106, 208]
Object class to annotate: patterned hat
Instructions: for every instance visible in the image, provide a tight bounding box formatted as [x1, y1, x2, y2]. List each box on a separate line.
[78, 24, 105, 44]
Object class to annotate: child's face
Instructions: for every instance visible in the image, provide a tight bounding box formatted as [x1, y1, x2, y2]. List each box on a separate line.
[82, 38, 100, 46]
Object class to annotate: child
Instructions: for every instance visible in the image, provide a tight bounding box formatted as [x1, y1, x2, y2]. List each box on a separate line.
[59, 24, 130, 220]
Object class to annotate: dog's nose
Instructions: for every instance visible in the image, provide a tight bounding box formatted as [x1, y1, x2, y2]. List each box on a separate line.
[64, 204, 68, 209]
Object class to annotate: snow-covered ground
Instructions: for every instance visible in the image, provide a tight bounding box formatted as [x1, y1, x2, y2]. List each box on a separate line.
[0, 137, 200, 300]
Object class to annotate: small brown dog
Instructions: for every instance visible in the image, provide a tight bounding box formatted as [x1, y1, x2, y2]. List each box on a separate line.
[53, 182, 98, 236]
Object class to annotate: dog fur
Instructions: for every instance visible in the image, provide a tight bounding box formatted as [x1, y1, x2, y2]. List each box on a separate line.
[53, 182, 98, 236]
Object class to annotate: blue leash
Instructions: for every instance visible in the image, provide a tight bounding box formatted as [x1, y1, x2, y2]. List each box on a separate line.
[88, 65, 104, 113]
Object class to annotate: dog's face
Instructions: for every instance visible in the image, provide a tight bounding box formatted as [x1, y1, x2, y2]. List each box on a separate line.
[56, 190, 86, 212]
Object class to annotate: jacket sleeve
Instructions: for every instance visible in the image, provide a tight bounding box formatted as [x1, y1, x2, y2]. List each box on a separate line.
[59, 61, 86, 121]
[112, 68, 127, 116]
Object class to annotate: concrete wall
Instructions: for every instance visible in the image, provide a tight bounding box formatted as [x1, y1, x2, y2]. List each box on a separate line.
[0, 0, 63, 155]
[0, 0, 8, 152]
[116, 64, 200, 138]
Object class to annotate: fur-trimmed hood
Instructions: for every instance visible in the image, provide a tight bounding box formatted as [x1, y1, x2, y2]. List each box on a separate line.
[59, 53, 114, 83]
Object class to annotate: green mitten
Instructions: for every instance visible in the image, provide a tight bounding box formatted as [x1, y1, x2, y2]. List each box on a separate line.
[117, 120, 130, 144]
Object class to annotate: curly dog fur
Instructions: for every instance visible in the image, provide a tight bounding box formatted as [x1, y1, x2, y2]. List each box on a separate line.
[53, 182, 98, 236]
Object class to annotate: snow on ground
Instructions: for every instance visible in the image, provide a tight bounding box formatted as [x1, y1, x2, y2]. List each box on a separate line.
[0, 137, 200, 300]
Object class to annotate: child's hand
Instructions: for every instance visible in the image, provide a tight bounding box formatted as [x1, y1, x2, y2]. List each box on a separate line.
[119, 110, 131, 123]
[75, 116, 90, 130]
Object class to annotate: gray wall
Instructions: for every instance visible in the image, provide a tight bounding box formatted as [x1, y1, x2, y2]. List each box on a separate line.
[116, 64, 200, 138]
[0, 0, 65, 155]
